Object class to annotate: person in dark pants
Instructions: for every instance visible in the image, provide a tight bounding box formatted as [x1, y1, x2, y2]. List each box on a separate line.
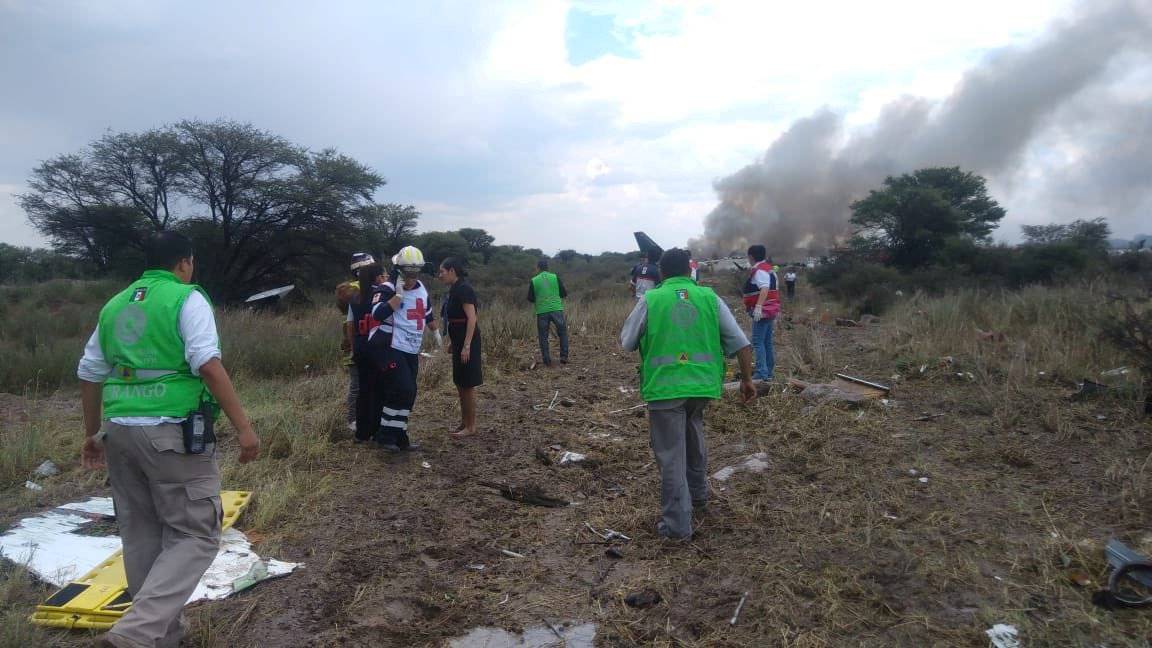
[619, 248, 755, 540]
[527, 258, 569, 366]
[338, 252, 377, 433]
[369, 246, 437, 452]
[439, 257, 483, 438]
[346, 261, 387, 443]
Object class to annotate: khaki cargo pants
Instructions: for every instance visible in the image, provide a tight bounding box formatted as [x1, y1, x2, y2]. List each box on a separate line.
[103, 422, 222, 648]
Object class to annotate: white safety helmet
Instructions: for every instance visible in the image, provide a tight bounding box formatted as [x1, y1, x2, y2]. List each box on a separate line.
[392, 246, 426, 274]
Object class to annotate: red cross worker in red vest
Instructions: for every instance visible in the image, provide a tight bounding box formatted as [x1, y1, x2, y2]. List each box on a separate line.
[366, 246, 438, 453]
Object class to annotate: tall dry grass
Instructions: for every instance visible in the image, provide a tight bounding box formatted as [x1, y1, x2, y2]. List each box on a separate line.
[886, 283, 1132, 385]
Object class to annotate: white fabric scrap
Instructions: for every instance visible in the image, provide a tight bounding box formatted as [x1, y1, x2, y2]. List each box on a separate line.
[712, 452, 770, 482]
[986, 624, 1021, 648]
[0, 496, 299, 604]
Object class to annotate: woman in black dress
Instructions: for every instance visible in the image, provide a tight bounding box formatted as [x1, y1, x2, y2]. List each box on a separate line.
[438, 257, 482, 437]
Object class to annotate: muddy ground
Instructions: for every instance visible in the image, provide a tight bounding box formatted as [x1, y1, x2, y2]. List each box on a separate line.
[11, 294, 1152, 647]
[195, 304, 1151, 647]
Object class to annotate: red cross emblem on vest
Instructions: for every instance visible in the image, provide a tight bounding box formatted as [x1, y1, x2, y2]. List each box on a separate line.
[407, 298, 426, 331]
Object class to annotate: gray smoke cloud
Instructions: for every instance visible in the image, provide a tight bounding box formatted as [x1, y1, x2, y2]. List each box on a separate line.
[694, 0, 1152, 259]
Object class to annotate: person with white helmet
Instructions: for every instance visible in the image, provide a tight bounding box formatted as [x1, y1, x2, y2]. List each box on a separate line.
[367, 245, 437, 452]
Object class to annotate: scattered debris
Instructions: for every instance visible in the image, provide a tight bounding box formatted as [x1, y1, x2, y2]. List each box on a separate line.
[712, 453, 770, 482]
[835, 318, 859, 327]
[479, 481, 570, 508]
[1069, 379, 1109, 401]
[243, 284, 295, 306]
[536, 447, 590, 466]
[617, 386, 635, 394]
[913, 412, 944, 422]
[584, 522, 632, 543]
[1100, 367, 1132, 382]
[1, 496, 298, 604]
[985, 623, 1021, 648]
[918, 477, 929, 484]
[533, 390, 562, 411]
[500, 549, 525, 559]
[421, 461, 432, 469]
[560, 398, 576, 407]
[624, 588, 662, 609]
[24, 480, 43, 491]
[447, 622, 597, 648]
[787, 374, 891, 407]
[1097, 538, 1152, 608]
[34, 460, 59, 477]
[1067, 568, 1094, 588]
[607, 404, 646, 415]
[466, 564, 486, 571]
[729, 591, 749, 626]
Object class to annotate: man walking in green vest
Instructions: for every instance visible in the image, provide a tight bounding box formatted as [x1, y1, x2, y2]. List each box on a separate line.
[620, 248, 756, 540]
[527, 258, 570, 367]
[77, 232, 261, 648]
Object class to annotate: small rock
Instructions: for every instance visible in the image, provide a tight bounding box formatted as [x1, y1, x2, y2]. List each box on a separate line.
[34, 460, 59, 477]
[24, 481, 43, 491]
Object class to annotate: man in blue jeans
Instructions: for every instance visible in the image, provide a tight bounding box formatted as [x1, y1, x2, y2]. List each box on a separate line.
[527, 258, 570, 366]
[741, 245, 781, 381]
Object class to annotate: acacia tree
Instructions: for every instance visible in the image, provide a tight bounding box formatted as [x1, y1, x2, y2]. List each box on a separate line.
[20, 119, 393, 300]
[850, 167, 1005, 269]
[1021, 218, 1111, 252]
[457, 227, 495, 263]
[355, 203, 420, 258]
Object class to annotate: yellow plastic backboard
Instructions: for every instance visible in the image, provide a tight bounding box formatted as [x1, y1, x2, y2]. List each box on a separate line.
[29, 490, 252, 630]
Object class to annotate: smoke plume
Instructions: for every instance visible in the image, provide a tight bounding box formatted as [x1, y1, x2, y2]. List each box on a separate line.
[694, 0, 1152, 258]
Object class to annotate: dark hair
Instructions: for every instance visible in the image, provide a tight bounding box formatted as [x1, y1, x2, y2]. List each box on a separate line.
[537, 258, 549, 270]
[441, 257, 469, 278]
[356, 263, 383, 304]
[659, 248, 691, 278]
[145, 231, 194, 270]
[747, 245, 767, 262]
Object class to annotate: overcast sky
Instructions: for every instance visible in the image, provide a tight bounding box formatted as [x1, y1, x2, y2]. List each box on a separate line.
[1, 0, 1146, 254]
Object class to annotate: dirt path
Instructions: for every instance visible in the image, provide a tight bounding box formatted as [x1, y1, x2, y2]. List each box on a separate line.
[167, 310, 1152, 647]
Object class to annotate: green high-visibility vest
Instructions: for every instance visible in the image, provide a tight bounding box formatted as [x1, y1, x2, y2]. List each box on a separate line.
[531, 271, 564, 315]
[639, 276, 725, 402]
[97, 270, 210, 418]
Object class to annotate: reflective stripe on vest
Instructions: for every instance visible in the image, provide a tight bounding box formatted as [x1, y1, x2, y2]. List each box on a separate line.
[639, 277, 725, 402]
[97, 270, 209, 418]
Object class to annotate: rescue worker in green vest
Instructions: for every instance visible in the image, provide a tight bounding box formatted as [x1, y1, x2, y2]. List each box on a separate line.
[620, 248, 756, 540]
[527, 258, 570, 366]
[78, 232, 261, 648]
